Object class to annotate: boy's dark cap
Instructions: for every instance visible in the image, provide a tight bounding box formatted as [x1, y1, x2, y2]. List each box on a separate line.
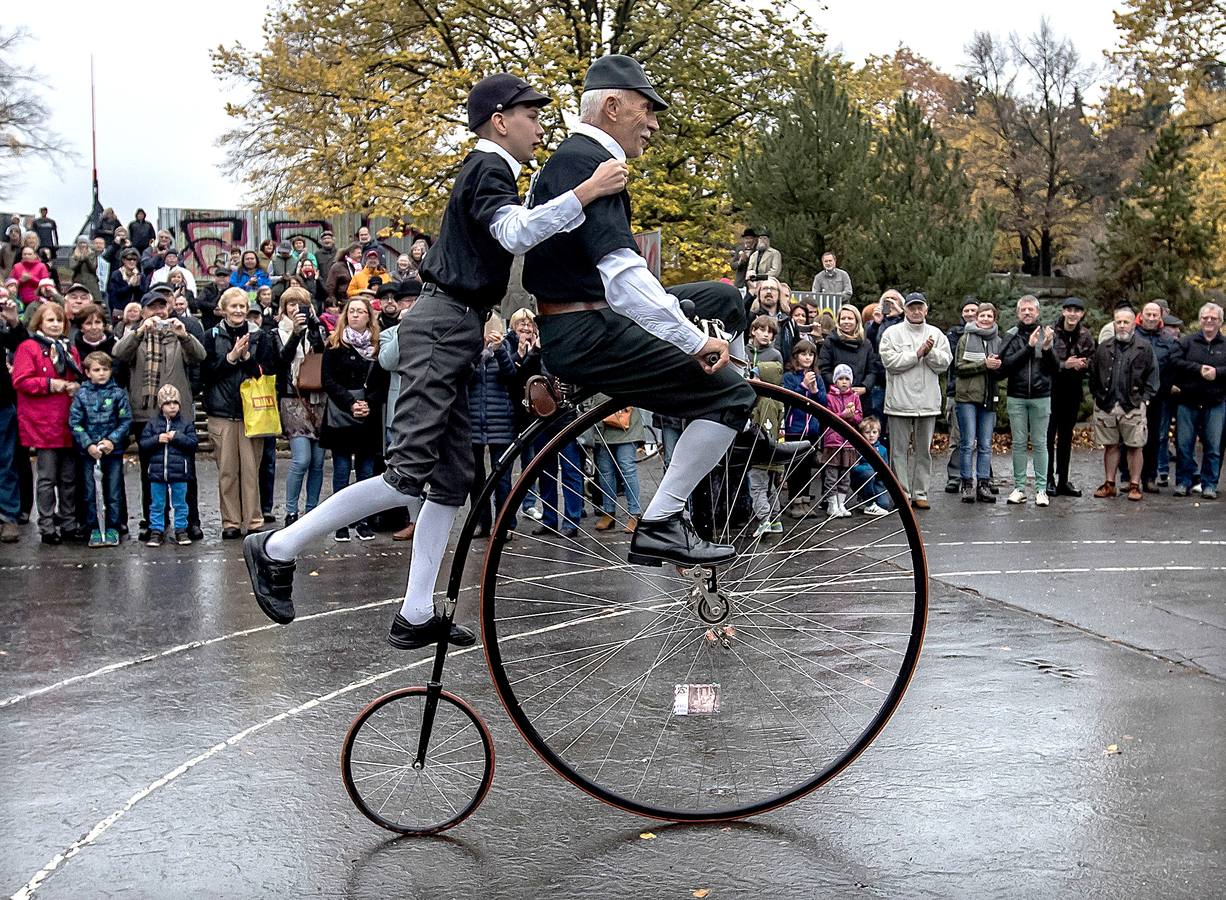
[467, 74, 551, 130]
[584, 55, 668, 111]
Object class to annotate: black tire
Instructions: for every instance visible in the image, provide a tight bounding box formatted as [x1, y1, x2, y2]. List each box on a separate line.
[480, 382, 927, 822]
[341, 686, 494, 835]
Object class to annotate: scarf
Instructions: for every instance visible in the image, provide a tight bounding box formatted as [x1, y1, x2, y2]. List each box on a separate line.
[33, 332, 82, 379]
[139, 326, 173, 411]
[962, 322, 1000, 365]
[278, 316, 307, 385]
[344, 325, 374, 359]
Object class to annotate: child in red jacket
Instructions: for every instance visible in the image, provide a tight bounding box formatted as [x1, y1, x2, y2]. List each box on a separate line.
[12, 302, 83, 543]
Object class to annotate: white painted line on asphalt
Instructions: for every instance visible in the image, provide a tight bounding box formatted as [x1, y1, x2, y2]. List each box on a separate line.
[933, 565, 1226, 578]
[10, 601, 659, 900]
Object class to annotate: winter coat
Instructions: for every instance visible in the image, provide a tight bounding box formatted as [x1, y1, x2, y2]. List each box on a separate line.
[1136, 325, 1179, 392]
[1090, 336, 1158, 413]
[139, 413, 198, 483]
[954, 331, 1004, 407]
[229, 267, 271, 291]
[69, 252, 101, 301]
[347, 266, 391, 297]
[11, 338, 82, 448]
[325, 259, 356, 303]
[378, 322, 402, 431]
[201, 321, 274, 420]
[878, 321, 952, 417]
[1, 321, 29, 409]
[818, 334, 880, 393]
[268, 255, 295, 301]
[469, 338, 518, 445]
[782, 370, 828, 438]
[1050, 322, 1096, 386]
[69, 379, 132, 451]
[866, 314, 903, 351]
[106, 265, 145, 316]
[822, 385, 862, 450]
[945, 324, 965, 397]
[314, 247, 337, 281]
[1169, 331, 1226, 407]
[10, 259, 50, 305]
[320, 340, 388, 453]
[127, 218, 156, 253]
[113, 323, 206, 424]
[273, 318, 327, 399]
[1000, 322, 1058, 399]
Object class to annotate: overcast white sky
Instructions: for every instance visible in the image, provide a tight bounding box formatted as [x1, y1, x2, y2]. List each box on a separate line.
[3, 0, 1123, 233]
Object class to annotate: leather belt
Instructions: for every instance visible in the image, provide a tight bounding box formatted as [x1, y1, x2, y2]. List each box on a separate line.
[536, 300, 610, 316]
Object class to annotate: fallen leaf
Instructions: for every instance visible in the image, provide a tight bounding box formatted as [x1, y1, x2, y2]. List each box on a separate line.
[639, 832, 656, 840]
[693, 891, 710, 898]
[1104, 744, 1121, 755]
[309, 570, 319, 577]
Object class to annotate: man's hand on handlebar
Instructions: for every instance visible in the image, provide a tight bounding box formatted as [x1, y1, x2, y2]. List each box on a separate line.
[695, 336, 730, 374]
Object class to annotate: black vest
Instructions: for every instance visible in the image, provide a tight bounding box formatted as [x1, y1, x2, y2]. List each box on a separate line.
[419, 150, 520, 308]
[523, 133, 638, 304]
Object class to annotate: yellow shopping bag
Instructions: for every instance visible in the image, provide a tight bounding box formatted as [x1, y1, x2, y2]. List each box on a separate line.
[241, 373, 282, 438]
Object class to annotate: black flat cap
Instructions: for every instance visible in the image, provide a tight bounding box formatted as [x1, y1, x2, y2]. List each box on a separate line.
[140, 291, 168, 307]
[467, 74, 551, 131]
[584, 55, 668, 111]
[904, 291, 927, 306]
[1062, 297, 1085, 309]
[396, 279, 423, 299]
[1163, 313, 1183, 327]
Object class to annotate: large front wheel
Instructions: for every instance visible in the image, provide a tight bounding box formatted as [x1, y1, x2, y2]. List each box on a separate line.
[481, 383, 928, 822]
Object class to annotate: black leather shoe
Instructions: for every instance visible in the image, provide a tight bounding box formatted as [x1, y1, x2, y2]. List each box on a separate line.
[388, 613, 477, 650]
[41, 531, 61, 545]
[221, 527, 242, 540]
[1056, 482, 1083, 498]
[263, 513, 276, 524]
[243, 530, 296, 624]
[628, 513, 735, 567]
[732, 426, 812, 469]
[188, 525, 205, 541]
[138, 528, 151, 543]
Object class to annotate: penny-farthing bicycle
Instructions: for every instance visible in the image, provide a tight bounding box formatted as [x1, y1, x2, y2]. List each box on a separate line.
[341, 371, 928, 834]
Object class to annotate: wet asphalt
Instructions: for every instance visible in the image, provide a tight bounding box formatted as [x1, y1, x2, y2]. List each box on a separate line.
[0, 450, 1222, 898]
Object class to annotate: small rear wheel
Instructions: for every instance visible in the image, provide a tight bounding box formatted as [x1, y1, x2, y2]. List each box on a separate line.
[341, 686, 494, 835]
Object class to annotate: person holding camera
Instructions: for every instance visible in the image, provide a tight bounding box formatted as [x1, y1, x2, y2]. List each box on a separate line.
[273, 287, 328, 526]
[229, 251, 272, 294]
[112, 290, 207, 541]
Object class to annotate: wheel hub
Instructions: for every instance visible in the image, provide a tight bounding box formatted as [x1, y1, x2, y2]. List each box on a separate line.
[681, 565, 733, 625]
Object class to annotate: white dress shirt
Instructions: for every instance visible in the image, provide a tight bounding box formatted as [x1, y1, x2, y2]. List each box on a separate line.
[567, 125, 705, 355]
[474, 138, 586, 256]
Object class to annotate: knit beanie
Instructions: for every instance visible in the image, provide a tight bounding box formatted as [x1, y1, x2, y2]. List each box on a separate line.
[833, 364, 854, 383]
[156, 384, 181, 406]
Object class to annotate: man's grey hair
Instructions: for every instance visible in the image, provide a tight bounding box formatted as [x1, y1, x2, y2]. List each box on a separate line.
[579, 88, 635, 122]
[1017, 294, 1040, 309]
[1199, 301, 1223, 319]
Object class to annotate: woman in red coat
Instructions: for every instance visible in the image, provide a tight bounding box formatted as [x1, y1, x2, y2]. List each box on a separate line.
[12, 302, 83, 543]
[10, 246, 50, 307]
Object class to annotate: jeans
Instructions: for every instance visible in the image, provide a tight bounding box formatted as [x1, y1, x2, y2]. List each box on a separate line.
[849, 463, 893, 510]
[472, 443, 516, 532]
[150, 481, 189, 533]
[136, 420, 200, 531]
[1142, 396, 1171, 484]
[956, 402, 996, 481]
[660, 424, 683, 470]
[285, 436, 325, 516]
[333, 451, 377, 493]
[259, 436, 277, 515]
[519, 441, 538, 513]
[595, 442, 641, 516]
[536, 436, 584, 528]
[1175, 401, 1225, 490]
[82, 453, 125, 532]
[1007, 397, 1051, 493]
[0, 405, 19, 523]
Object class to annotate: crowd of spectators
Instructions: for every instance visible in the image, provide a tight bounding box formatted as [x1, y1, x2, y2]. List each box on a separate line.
[0, 210, 1222, 550]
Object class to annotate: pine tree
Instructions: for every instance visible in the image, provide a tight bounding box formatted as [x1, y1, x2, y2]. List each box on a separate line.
[728, 61, 877, 286]
[1096, 124, 1215, 317]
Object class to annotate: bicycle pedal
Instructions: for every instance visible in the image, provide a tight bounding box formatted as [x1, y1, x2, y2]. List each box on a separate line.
[626, 552, 664, 567]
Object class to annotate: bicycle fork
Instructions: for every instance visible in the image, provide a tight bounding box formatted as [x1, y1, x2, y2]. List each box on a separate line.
[412, 597, 459, 768]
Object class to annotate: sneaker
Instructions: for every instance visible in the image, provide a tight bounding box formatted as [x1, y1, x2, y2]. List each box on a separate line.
[1157, 474, 1169, 488]
[0, 522, 19, 543]
[389, 613, 477, 650]
[944, 477, 961, 494]
[1172, 484, 1189, 497]
[862, 503, 888, 516]
[960, 478, 975, 504]
[753, 520, 771, 539]
[1203, 489, 1218, 500]
[523, 506, 543, 521]
[104, 529, 120, 546]
[1035, 491, 1050, 507]
[769, 520, 783, 534]
[146, 531, 164, 547]
[175, 530, 192, 545]
[355, 521, 376, 541]
[88, 529, 105, 548]
[244, 530, 297, 624]
[1192, 483, 1203, 495]
[1093, 482, 1117, 499]
[334, 527, 351, 542]
[1007, 489, 1027, 505]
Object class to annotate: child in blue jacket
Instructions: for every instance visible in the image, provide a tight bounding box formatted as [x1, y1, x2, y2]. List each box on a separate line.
[138, 384, 199, 546]
[781, 339, 826, 518]
[849, 416, 891, 515]
[69, 351, 132, 547]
